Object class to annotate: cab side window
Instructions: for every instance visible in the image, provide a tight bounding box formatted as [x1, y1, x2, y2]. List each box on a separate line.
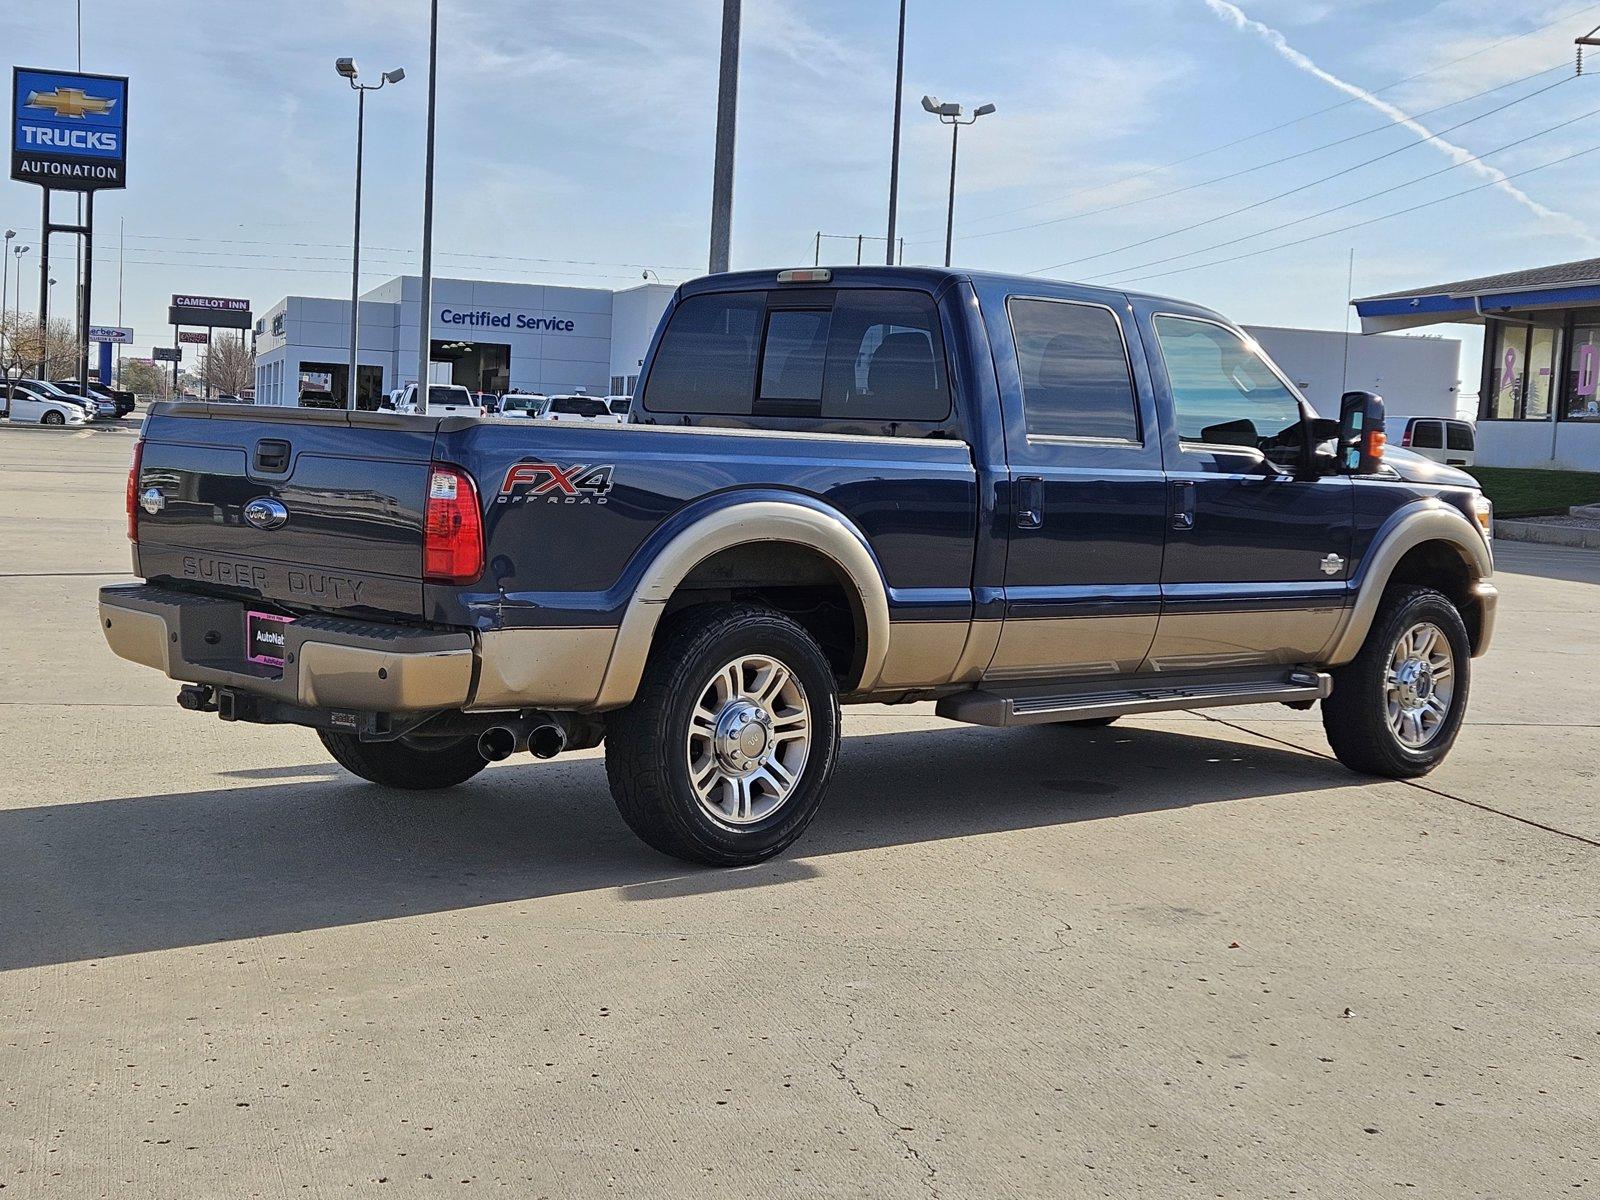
[1008, 298, 1140, 442]
[1153, 315, 1304, 461]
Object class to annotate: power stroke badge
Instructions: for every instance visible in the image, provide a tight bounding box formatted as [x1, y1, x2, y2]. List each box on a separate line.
[498, 461, 614, 505]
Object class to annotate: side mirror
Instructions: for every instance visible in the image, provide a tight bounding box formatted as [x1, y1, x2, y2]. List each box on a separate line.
[1338, 390, 1386, 475]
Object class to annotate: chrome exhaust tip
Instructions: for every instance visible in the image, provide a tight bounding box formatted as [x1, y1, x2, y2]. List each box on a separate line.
[477, 725, 520, 762]
[527, 722, 567, 760]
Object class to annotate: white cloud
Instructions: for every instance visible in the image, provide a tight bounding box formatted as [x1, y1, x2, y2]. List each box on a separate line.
[1203, 0, 1598, 245]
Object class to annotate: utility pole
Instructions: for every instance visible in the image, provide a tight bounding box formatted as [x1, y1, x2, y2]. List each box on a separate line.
[416, 0, 440, 398]
[708, 0, 741, 273]
[885, 0, 907, 265]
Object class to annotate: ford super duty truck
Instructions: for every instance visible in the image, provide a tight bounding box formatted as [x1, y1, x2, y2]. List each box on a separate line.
[101, 266, 1497, 865]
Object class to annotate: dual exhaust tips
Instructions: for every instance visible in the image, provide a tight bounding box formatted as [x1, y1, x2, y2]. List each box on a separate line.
[477, 718, 567, 763]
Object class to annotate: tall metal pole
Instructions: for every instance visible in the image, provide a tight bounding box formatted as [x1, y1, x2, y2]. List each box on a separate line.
[885, 0, 907, 265]
[943, 122, 959, 268]
[708, 0, 741, 273]
[78, 191, 93, 392]
[116, 217, 124, 383]
[38, 192, 51, 377]
[1, 232, 11, 379]
[348, 86, 366, 410]
[416, 0, 440, 398]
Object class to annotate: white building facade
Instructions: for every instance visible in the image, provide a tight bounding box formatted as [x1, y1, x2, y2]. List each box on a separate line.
[1245, 325, 1463, 424]
[253, 276, 675, 407]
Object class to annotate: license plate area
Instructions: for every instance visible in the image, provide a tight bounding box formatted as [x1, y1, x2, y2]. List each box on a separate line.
[246, 610, 294, 667]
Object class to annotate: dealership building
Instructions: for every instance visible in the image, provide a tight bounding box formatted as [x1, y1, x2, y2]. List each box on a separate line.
[253, 276, 676, 407]
[1355, 256, 1600, 470]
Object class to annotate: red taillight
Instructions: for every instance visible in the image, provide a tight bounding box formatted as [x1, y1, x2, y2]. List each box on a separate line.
[1401, 425, 1413, 447]
[422, 463, 484, 584]
[126, 439, 145, 541]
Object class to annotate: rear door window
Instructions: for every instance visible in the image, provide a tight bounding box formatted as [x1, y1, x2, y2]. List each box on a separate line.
[1007, 298, 1139, 441]
[1446, 421, 1474, 450]
[641, 292, 764, 414]
[1411, 420, 1443, 449]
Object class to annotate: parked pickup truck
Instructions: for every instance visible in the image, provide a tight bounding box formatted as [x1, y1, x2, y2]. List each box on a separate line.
[102, 266, 1497, 865]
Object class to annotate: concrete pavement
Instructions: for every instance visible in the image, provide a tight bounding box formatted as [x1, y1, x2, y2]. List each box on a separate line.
[1, 423, 1595, 1198]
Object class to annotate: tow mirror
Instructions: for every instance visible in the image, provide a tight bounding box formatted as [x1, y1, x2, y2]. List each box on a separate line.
[1338, 390, 1386, 475]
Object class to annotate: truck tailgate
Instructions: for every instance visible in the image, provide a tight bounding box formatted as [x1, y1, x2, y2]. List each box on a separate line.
[133, 404, 443, 620]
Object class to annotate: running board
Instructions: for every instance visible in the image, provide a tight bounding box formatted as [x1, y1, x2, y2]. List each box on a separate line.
[935, 669, 1332, 728]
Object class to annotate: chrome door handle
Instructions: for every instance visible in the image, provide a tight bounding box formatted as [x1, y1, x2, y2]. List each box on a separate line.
[1170, 480, 1196, 531]
[1016, 476, 1043, 529]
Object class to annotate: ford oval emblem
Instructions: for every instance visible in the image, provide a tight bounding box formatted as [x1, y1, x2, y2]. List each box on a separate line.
[139, 487, 166, 515]
[243, 497, 289, 531]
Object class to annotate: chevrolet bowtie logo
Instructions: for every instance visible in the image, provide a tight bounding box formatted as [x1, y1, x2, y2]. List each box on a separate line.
[25, 87, 117, 119]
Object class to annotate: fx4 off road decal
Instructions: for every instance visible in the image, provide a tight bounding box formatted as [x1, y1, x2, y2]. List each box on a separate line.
[498, 461, 614, 505]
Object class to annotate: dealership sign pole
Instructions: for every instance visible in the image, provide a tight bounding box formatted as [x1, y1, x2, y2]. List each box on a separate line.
[12, 67, 128, 387]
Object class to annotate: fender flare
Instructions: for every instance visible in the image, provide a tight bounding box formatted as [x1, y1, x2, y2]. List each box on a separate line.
[1326, 499, 1493, 665]
[592, 497, 893, 709]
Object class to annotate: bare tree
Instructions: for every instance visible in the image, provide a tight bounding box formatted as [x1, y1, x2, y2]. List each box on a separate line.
[200, 334, 254, 396]
[1, 312, 79, 379]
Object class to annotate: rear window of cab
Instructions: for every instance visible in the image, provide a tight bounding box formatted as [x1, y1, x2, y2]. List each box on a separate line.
[640, 288, 952, 424]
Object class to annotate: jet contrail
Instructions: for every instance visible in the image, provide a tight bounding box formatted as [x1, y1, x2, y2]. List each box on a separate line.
[1202, 0, 1595, 242]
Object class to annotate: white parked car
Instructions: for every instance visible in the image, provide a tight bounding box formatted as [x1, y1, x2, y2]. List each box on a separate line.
[605, 395, 632, 420]
[2, 379, 91, 426]
[497, 392, 549, 419]
[542, 394, 624, 424]
[1399, 417, 1476, 467]
[389, 382, 485, 417]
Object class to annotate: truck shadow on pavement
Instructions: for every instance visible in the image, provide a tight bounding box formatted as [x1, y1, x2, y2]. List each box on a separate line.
[0, 721, 1363, 971]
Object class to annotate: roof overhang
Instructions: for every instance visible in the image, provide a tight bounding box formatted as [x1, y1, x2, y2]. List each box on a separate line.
[1354, 281, 1600, 333]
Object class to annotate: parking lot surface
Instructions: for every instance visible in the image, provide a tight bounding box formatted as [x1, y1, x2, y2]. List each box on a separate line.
[2, 422, 1595, 1198]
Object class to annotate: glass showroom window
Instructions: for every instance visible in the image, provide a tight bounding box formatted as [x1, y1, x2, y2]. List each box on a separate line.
[1566, 323, 1600, 420]
[1525, 325, 1558, 419]
[1485, 324, 1525, 420]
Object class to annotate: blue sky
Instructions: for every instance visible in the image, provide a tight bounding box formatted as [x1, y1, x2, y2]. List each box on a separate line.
[5, 0, 1599, 382]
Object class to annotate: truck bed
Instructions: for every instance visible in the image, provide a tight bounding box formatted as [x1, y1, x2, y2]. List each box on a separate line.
[130, 402, 980, 633]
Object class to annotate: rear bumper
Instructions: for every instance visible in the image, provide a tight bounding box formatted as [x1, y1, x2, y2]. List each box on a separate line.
[98, 583, 474, 712]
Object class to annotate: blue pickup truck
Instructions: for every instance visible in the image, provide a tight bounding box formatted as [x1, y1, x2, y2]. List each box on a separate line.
[101, 266, 1497, 865]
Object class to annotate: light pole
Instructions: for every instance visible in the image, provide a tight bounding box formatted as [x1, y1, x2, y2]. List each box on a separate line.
[9, 247, 26, 377]
[708, 0, 741, 273]
[885, 0, 907, 265]
[1, 230, 13, 379]
[416, 0, 440, 402]
[922, 95, 995, 268]
[337, 57, 404, 411]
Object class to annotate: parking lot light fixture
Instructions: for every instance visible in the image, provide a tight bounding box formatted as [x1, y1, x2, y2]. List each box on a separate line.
[338, 58, 404, 410]
[923, 96, 995, 267]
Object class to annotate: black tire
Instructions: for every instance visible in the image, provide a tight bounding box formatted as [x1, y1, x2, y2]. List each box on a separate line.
[317, 730, 489, 789]
[605, 603, 840, 866]
[1055, 716, 1118, 728]
[41, 410, 65, 426]
[1322, 585, 1471, 779]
